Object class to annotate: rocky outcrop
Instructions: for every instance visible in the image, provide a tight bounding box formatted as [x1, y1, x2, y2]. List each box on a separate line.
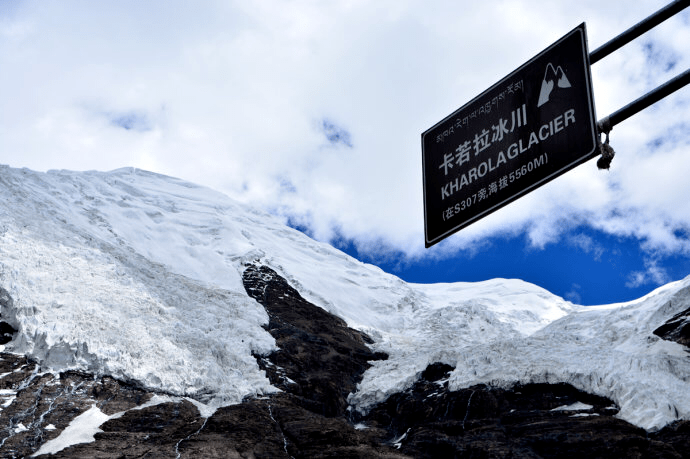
[0, 287, 17, 345]
[0, 354, 155, 458]
[238, 264, 401, 458]
[0, 322, 15, 346]
[362, 363, 690, 458]
[242, 264, 387, 418]
[654, 306, 690, 347]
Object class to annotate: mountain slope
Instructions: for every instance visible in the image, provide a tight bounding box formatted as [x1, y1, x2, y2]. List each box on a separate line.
[0, 165, 689, 439]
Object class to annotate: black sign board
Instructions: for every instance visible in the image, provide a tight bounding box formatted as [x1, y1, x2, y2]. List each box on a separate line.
[422, 23, 597, 248]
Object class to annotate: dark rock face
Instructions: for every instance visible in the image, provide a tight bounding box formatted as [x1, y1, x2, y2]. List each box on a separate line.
[654, 306, 690, 347]
[50, 399, 207, 459]
[1, 269, 690, 457]
[242, 264, 387, 418]
[0, 353, 155, 458]
[0, 287, 17, 345]
[0, 322, 16, 345]
[238, 264, 402, 458]
[362, 369, 690, 458]
[179, 394, 406, 458]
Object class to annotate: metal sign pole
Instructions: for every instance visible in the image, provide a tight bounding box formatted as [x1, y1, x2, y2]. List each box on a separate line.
[590, 0, 690, 64]
[591, 0, 690, 133]
[598, 68, 690, 133]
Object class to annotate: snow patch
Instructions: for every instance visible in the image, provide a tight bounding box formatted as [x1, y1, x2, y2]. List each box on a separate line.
[14, 422, 28, 433]
[552, 402, 593, 411]
[32, 404, 109, 456]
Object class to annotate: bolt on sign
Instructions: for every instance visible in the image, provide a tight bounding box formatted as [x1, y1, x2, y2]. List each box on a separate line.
[422, 23, 597, 248]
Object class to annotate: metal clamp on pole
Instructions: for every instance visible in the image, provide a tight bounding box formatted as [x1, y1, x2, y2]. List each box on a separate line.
[596, 125, 615, 170]
[598, 68, 690, 131]
[594, 68, 690, 169]
[590, 0, 690, 169]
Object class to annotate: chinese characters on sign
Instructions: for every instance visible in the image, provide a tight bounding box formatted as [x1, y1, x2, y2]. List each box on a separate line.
[422, 23, 597, 248]
[439, 108, 574, 202]
[438, 104, 528, 177]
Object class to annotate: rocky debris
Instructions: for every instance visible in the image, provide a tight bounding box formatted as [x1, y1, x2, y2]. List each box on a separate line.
[0, 351, 241, 458]
[0, 353, 152, 458]
[49, 399, 205, 458]
[653, 421, 690, 457]
[654, 306, 690, 348]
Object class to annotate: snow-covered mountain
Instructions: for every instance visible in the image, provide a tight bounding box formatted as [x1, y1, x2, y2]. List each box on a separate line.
[1, 165, 689, 441]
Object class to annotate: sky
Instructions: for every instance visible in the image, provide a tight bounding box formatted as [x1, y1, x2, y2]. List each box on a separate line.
[1, 0, 689, 305]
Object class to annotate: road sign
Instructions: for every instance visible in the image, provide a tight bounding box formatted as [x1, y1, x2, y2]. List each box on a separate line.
[422, 23, 597, 248]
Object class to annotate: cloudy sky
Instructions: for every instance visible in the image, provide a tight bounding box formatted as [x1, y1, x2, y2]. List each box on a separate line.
[2, 0, 689, 305]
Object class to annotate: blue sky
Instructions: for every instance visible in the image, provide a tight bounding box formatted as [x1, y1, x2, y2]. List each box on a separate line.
[2, 0, 689, 306]
[327, 225, 690, 305]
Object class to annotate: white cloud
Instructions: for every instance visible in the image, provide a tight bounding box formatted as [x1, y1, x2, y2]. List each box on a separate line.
[626, 257, 672, 288]
[568, 233, 605, 261]
[565, 283, 583, 304]
[1, 0, 688, 265]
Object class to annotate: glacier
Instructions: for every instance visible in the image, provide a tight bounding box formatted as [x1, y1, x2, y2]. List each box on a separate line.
[0, 165, 689, 431]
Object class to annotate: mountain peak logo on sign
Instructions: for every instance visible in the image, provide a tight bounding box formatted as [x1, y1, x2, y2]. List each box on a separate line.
[537, 63, 573, 107]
